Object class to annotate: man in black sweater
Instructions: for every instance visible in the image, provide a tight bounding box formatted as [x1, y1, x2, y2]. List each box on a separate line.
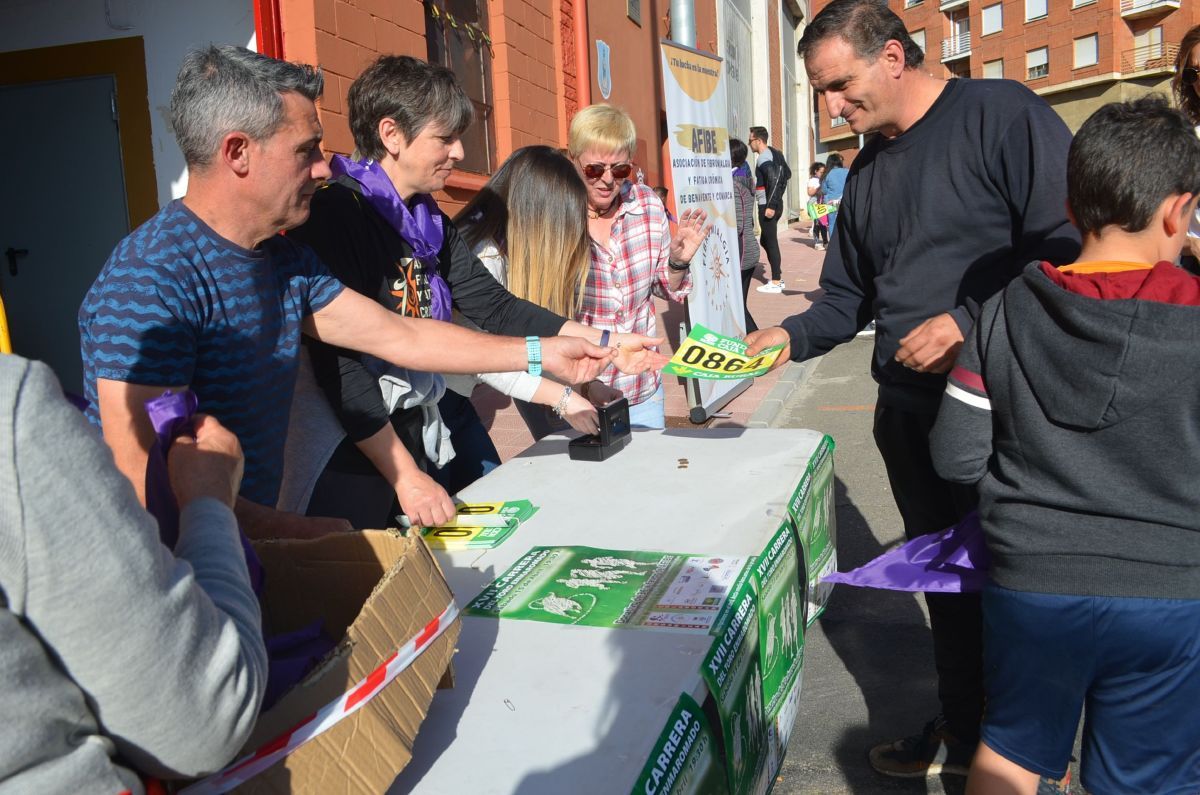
[748, 126, 790, 293]
[745, 0, 1080, 779]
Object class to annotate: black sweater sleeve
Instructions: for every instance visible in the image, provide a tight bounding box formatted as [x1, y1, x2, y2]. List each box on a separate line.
[287, 185, 392, 441]
[441, 219, 567, 337]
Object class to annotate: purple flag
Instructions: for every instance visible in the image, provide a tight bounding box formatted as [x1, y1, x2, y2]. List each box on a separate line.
[823, 511, 990, 593]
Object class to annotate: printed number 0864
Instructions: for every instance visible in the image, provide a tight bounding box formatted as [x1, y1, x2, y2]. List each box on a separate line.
[680, 345, 765, 372]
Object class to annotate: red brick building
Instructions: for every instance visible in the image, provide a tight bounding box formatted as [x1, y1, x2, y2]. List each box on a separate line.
[812, 0, 1199, 164]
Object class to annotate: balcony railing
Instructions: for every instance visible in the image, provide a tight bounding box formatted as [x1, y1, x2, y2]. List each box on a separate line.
[1120, 0, 1181, 18]
[941, 31, 971, 62]
[1120, 42, 1178, 73]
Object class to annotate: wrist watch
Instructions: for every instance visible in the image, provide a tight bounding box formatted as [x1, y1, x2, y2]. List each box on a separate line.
[526, 336, 542, 376]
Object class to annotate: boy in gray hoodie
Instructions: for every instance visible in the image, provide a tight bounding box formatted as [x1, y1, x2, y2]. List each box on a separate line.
[931, 97, 1200, 795]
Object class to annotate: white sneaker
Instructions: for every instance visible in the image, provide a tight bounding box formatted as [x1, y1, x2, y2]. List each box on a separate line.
[814, 243, 826, 250]
[756, 281, 785, 294]
[857, 320, 876, 337]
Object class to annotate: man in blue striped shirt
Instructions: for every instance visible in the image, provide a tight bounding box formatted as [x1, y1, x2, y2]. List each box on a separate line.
[80, 45, 617, 539]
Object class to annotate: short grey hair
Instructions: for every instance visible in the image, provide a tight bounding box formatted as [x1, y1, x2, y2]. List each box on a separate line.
[169, 44, 324, 168]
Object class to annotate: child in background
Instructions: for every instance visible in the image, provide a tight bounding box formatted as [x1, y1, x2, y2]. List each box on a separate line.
[931, 97, 1200, 795]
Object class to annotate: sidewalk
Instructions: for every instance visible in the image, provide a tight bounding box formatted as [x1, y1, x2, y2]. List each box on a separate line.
[471, 219, 829, 462]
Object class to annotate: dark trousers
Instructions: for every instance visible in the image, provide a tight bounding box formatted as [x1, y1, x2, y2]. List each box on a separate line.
[433, 389, 500, 494]
[740, 267, 758, 333]
[873, 402, 984, 744]
[812, 219, 829, 245]
[758, 210, 782, 281]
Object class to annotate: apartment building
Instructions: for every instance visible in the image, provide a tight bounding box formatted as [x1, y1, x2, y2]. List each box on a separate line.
[813, 0, 1199, 162]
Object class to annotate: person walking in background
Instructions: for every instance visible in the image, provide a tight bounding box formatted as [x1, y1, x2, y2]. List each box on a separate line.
[1173, 24, 1200, 274]
[821, 152, 849, 237]
[744, 0, 1079, 779]
[730, 138, 761, 332]
[750, 125, 791, 294]
[807, 161, 830, 251]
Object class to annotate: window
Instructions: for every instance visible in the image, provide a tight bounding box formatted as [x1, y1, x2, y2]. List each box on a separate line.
[1026, 0, 1047, 21]
[1072, 0, 1096, 6]
[1026, 47, 1049, 80]
[831, 115, 847, 127]
[981, 3, 1003, 36]
[426, 0, 495, 174]
[1074, 34, 1098, 68]
[905, 0, 923, 7]
[982, 59, 1004, 79]
[910, 28, 926, 54]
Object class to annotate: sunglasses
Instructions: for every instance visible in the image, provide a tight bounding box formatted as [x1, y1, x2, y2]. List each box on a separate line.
[581, 161, 634, 180]
[1184, 66, 1200, 85]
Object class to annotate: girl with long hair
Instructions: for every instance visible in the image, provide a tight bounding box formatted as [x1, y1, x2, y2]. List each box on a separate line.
[436, 145, 620, 472]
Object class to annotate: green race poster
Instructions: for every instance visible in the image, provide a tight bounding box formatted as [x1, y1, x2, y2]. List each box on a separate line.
[751, 519, 805, 720]
[465, 547, 750, 632]
[631, 692, 727, 795]
[700, 565, 770, 794]
[787, 434, 837, 625]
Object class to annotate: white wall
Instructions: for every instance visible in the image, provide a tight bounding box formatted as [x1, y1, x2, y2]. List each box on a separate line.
[0, 0, 256, 207]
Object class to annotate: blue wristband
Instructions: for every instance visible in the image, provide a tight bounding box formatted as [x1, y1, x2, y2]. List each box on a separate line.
[600, 330, 611, 348]
[526, 336, 542, 376]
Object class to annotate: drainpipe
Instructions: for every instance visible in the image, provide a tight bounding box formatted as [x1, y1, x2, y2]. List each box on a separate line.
[670, 0, 696, 48]
[574, 0, 592, 109]
[254, 0, 284, 58]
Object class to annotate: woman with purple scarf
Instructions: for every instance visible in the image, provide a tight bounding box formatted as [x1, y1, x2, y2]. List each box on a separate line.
[280, 56, 659, 530]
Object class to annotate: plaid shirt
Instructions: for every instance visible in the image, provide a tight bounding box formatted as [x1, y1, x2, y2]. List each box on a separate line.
[577, 182, 692, 405]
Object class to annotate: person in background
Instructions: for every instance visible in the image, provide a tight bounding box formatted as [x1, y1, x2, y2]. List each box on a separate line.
[1173, 23, 1200, 274]
[750, 125, 792, 294]
[0, 354, 266, 792]
[451, 146, 626, 444]
[570, 103, 712, 429]
[744, 0, 1079, 779]
[80, 46, 620, 539]
[730, 137, 761, 332]
[932, 97, 1200, 795]
[807, 161, 830, 251]
[821, 152, 849, 238]
[651, 185, 678, 224]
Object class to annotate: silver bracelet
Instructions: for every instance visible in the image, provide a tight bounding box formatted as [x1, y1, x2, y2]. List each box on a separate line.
[552, 386, 573, 419]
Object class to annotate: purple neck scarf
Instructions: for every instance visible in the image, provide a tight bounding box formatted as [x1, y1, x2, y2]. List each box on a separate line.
[330, 155, 452, 320]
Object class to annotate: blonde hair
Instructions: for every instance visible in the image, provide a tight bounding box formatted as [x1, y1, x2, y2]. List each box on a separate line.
[567, 104, 637, 160]
[456, 146, 591, 317]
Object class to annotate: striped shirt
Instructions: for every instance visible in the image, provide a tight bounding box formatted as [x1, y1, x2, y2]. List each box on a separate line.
[79, 200, 344, 505]
[577, 182, 691, 406]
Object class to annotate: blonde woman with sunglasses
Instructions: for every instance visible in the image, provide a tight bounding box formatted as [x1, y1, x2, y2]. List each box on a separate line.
[569, 104, 712, 429]
[1174, 25, 1200, 272]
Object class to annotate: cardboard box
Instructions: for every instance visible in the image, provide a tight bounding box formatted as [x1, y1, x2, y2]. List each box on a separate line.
[232, 530, 460, 794]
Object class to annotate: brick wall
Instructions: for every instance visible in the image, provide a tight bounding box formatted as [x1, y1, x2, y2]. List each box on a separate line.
[280, 0, 574, 213]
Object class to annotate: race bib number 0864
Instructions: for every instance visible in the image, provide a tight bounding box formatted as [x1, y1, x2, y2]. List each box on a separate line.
[663, 324, 784, 380]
